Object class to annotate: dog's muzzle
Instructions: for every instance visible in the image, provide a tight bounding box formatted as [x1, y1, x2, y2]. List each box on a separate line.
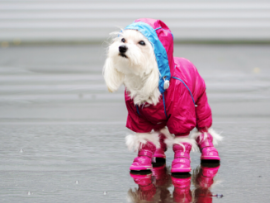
[119, 45, 128, 58]
[119, 45, 127, 53]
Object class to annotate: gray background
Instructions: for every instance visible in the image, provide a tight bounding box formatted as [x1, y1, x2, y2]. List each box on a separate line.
[1, 0, 270, 43]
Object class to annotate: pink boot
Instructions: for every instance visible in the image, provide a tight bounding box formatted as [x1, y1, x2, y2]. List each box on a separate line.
[171, 142, 192, 173]
[126, 133, 160, 171]
[152, 133, 167, 160]
[130, 141, 156, 171]
[171, 175, 192, 203]
[196, 132, 220, 160]
[192, 129, 223, 161]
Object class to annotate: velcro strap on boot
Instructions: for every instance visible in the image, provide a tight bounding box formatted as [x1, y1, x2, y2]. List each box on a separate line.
[138, 150, 153, 158]
[174, 158, 190, 163]
[174, 151, 189, 159]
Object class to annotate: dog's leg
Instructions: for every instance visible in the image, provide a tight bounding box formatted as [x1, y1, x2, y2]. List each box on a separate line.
[194, 91, 223, 161]
[191, 128, 223, 161]
[126, 132, 160, 171]
[170, 135, 198, 173]
[150, 128, 174, 163]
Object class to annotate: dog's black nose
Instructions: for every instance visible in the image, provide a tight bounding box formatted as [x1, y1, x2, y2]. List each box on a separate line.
[119, 45, 128, 53]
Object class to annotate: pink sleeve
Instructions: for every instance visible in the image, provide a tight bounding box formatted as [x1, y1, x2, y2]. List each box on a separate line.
[125, 100, 154, 133]
[195, 90, 212, 132]
[192, 64, 212, 132]
[166, 83, 197, 136]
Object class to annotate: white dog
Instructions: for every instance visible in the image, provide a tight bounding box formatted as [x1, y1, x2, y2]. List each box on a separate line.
[103, 19, 222, 172]
[103, 29, 161, 105]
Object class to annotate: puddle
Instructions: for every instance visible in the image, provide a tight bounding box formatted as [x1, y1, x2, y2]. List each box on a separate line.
[0, 44, 269, 202]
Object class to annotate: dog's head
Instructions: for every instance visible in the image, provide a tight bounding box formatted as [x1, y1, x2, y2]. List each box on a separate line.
[103, 29, 159, 93]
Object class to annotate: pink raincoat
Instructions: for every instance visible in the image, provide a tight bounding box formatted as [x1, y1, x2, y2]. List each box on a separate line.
[125, 19, 212, 136]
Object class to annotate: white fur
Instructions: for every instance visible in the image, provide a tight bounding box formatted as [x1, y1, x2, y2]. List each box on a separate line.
[103, 57, 124, 92]
[173, 137, 199, 152]
[103, 29, 161, 105]
[191, 128, 223, 146]
[209, 128, 223, 145]
[125, 132, 160, 152]
[159, 128, 198, 152]
[160, 127, 174, 140]
[160, 127, 174, 145]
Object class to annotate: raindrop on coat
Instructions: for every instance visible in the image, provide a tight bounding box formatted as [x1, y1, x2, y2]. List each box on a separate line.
[28, 191, 31, 196]
[103, 191, 107, 195]
[20, 149, 23, 153]
[76, 181, 79, 184]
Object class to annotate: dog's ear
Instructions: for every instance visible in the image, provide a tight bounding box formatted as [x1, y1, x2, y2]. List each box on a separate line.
[103, 58, 124, 92]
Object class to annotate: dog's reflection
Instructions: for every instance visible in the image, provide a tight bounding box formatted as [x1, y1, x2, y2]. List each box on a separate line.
[128, 162, 220, 203]
[171, 173, 192, 203]
[128, 163, 171, 203]
[192, 162, 220, 203]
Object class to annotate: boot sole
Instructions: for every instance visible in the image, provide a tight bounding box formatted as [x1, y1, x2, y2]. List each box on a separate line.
[201, 156, 220, 161]
[171, 168, 191, 173]
[130, 166, 152, 171]
[152, 154, 166, 159]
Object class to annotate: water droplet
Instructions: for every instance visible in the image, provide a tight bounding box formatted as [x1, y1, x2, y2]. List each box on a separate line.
[20, 149, 23, 153]
[76, 181, 79, 184]
[212, 194, 223, 198]
[103, 191, 107, 195]
[27, 191, 31, 196]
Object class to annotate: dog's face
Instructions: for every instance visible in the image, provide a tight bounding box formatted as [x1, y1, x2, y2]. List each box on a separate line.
[108, 30, 156, 76]
[103, 30, 159, 93]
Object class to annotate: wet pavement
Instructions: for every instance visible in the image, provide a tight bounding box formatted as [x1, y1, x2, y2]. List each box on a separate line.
[0, 44, 270, 202]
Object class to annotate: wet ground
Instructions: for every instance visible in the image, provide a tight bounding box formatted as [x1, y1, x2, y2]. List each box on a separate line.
[0, 44, 270, 203]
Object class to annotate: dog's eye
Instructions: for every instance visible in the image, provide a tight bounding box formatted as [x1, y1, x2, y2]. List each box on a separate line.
[121, 38, 126, 43]
[138, 40, 146, 46]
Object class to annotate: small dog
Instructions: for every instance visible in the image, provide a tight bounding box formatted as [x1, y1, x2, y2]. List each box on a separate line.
[103, 19, 222, 172]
